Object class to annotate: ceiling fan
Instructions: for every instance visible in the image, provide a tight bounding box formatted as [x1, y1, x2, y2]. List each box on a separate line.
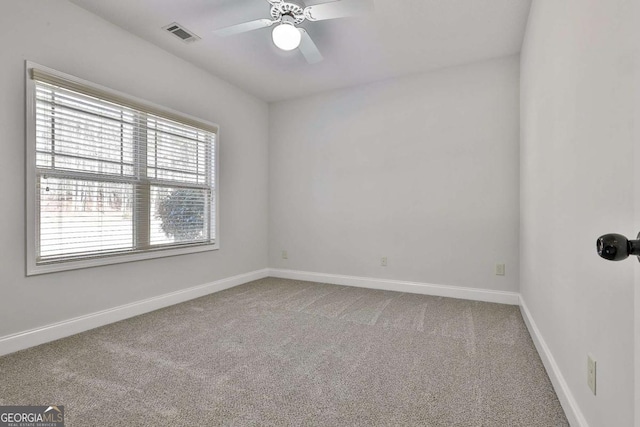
[213, 0, 373, 64]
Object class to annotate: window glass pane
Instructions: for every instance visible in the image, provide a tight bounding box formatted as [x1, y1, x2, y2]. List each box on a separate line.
[39, 176, 134, 259]
[150, 186, 210, 246]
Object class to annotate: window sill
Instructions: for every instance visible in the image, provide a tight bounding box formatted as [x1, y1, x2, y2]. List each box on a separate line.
[27, 242, 219, 276]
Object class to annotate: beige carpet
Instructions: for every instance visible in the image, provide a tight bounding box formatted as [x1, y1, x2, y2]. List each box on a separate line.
[0, 278, 568, 426]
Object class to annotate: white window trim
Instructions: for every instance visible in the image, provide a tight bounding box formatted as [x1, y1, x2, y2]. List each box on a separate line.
[25, 61, 220, 276]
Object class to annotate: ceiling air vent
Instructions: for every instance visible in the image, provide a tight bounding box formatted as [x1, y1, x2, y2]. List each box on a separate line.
[163, 22, 200, 43]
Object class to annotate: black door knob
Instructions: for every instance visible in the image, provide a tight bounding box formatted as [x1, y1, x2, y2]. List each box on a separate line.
[596, 233, 640, 262]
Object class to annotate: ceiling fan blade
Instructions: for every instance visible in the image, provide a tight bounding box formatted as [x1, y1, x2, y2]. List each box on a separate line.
[213, 19, 275, 37]
[303, 0, 373, 22]
[298, 29, 323, 64]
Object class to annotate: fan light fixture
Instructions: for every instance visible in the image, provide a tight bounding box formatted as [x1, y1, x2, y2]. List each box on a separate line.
[272, 21, 301, 51]
[213, 0, 375, 63]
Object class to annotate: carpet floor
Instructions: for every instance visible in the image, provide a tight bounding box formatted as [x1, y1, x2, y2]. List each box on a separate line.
[0, 278, 568, 426]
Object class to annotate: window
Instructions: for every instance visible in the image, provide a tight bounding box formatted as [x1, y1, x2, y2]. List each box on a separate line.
[25, 62, 219, 275]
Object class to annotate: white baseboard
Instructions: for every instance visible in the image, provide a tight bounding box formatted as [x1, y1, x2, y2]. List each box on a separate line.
[519, 297, 588, 427]
[268, 268, 520, 305]
[0, 268, 269, 357]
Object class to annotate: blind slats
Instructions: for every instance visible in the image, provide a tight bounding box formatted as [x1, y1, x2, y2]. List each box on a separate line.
[32, 68, 219, 134]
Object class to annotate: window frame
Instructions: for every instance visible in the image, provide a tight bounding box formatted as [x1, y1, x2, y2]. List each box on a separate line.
[25, 61, 220, 276]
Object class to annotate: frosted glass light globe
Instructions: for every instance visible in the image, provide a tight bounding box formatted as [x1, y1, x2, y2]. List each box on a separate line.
[272, 23, 301, 51]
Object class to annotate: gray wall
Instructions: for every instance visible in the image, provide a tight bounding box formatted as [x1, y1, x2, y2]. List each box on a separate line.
[520, 0, 636, 425]
[0, 1, 269, 337]
[269, 57, 520, 293]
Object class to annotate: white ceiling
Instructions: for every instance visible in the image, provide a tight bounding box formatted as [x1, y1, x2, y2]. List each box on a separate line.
[68, 0, 532, 102]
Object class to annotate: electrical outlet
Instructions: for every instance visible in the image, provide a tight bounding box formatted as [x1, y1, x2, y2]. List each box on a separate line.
[495, 263, 505, 276]
[381, 257, 387, 267]
[282, 250, 288, 260]
[587, 354, 597, 395]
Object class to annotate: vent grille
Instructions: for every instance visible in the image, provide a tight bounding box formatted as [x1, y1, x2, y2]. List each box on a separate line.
[163, 22, 200, 43]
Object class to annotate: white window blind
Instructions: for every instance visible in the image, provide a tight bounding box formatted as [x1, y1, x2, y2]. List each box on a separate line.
[27, 64, 218, 273]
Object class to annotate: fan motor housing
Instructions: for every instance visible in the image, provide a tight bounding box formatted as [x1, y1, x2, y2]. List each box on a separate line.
[271, 2, 306, 24]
